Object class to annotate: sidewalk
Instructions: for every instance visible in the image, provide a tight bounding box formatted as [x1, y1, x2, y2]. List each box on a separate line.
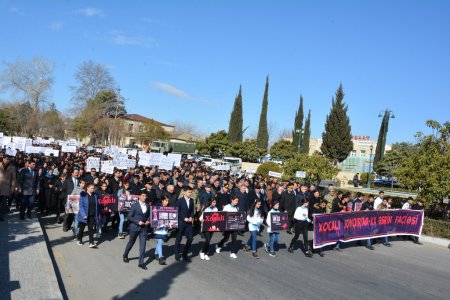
[0, 210, 63, 300]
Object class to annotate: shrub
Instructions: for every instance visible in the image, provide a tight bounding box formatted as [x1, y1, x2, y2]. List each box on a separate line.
[422, 218, 450, 239]
[256, 162, 282, 179]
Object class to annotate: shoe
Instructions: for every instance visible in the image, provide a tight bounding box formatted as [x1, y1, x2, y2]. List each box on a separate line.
[383, 243, 392, 247]
[366, 245, 375, 250]
[57, 219, 63, 224]
[154, 253, 159, 259]
[175, 254, 181, 262]
[413, 241, 423, 245]
[288, 247, 294, 253]
[182, 255, 191, 263]
[243, 245, 250, 252]
[305, 251, 313, 258]
[286, 230, 292, 235]
[123, 257, 129, 263]
[118, 234, 125, 239]
[89, 243, 97, 248]
[269, 252, 277, 257]
[77, 241, 83, 246]
[159, 257, 166, 265]
[204, 254, 210, 261]
[230, 253, 237, 259]
[73, 237, 78, 241]
[319, 252, 325, 257]
[138, 264, 148, 270]
[252, 252, 259, 259]
[215, 246, 221, 254]
[200, 252, 205, 260]
[264, 243, 269, 253]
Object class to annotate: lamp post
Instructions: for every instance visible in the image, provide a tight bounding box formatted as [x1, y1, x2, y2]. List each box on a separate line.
[295, 128, 304, 153]
[367, 144, 374, 189]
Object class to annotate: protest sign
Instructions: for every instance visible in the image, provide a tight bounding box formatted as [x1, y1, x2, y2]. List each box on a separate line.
[101, 160, 115, 174]
[25, 146, 42, 154]
[25, 138, 33, 147]
[44, 148, 59, 157]
[270, 212, 289, 231]
[114, 152, 128, 160]
[295, 171, 307, 178]
[225, 211, 247, 231]
[268, 171, 282, 178]
[167, 153, 182, 167]
[86, 157, 100, 171]
[216, 164, 230, 171]
[98, 194, 118, 212]
[12, 137, 26, 152]
[159, 155, 174, 170]
[201, 212, 227, 232]
[117, 194, 140, 212]
[127, 149, 137, 157]
[61, 145, 76, 153]
[313, 209, 424, 249]
[65, 195, 80, 214]
[150, 206, 178, 229]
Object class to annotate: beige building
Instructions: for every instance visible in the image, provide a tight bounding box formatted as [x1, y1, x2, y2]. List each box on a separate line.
[121, 114, 175, 147]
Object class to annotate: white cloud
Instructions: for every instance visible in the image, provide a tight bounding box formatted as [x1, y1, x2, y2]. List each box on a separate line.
[77, 7, 105, 17]
[151, 82, 191, 100]
[109, 31, 158, 48]
[49, 21, 64, 32]
[9, 7, 24, 15]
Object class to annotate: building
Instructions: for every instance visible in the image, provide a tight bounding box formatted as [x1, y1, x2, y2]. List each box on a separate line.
[121, 114, 175, 147]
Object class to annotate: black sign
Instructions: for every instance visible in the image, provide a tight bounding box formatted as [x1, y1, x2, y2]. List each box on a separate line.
[270, 212, 289, 231]
[226, 211, 247, 231]
[202, 212, 227, 232]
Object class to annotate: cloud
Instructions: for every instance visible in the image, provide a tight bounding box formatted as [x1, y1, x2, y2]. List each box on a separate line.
[77, 7, 105, 17]
[151, 82, 191, 100]
[9, 7, 24, 15]
[109, 31, 158, 47]
[49, 21, 64, 32]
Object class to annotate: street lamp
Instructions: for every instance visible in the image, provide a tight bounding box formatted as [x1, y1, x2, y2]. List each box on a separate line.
[367, 144, 374, 189]
[295, 128, 304, 153]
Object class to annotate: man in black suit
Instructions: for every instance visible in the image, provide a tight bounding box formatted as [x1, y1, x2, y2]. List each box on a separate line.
[17, 160, 40, 220]
[123, 192, 150, 270]
[61, 168, 79, 230]
[175, 186, 195, 262]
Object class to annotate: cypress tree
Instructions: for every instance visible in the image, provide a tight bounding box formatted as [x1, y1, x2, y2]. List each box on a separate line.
[320, 84, 353, 163]
[373, 110, 390, 170]
[228, 85, 243, 142]
[301, 110, 311, 154]
[256, 76, 269, 150]
[292, 95, 304, 152]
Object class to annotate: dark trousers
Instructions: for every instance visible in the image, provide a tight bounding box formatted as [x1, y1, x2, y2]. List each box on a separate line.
[202, 231, 214, 254]
[123, 229, 147, 265]
[217, 231, 238, 254]
[63, 213, 75, 231]
[0, 195, 7, 219]
[288, 214, 296, 230]
[77, 215, 95, 244]
[175, 223, 193, 257]
[20, 194, 35, 218]
[289, 220, 309, 251]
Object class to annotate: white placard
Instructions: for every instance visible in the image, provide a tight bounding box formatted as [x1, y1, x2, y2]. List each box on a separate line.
[86, 157, 100, 171]
[443, 197, 449, 204]
[138, 151, 150, 159]
[246, 168, 256, 174]
[138, 158, 151, 167]
[113, 158, 136, 170]
[25, 146, 42, 154]
[61, 145, 76, 153]
[65, 139, 77, 147]
[118, 147, 128, 154]
[44, 148, 59, 157]
[115, 152, 128, 160]
[216, 164, 231, 171]
[6, 146, 17, 157]
[127, 149, 137, 157]
[268, 171, 282, 178]
[86, 146, 93, 151]
[167, 153, 182, 167]
[25, 138, 33, 147]
[295, 171, 307, 178]
[12, 137, 26, 152]
[101, 160, 115, 174]
[158, 156, 174, 170]
[95, 148, 103, 153]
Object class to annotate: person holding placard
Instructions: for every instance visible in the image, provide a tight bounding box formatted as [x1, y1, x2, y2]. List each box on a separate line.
[199, 198, 218, 261]
[216, 196, 239, 259]
[288, 198, 313, 257]
[243, 199, 264, 259]
[264, 200, 281, 257]
[153, 196, 170, 265]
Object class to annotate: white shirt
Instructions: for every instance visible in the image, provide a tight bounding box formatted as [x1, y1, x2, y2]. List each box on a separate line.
[294, 206, 310, 222]
[140, 202, 147, 214]
[184, 197, 190, 209]
[402, 202, 412, 210]
[374, 197, 383, 211]
[223, 204, 238, 212]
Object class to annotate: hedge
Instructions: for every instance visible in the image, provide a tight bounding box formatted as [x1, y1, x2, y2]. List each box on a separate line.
[422, 218, 450, 239]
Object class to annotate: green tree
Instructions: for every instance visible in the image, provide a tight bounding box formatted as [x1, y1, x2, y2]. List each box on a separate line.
[256, 162, 282, 179]
[283, 153, 339, 184]
[292, 95, 304, 152]
[227, 140, 265, 162]
[41, 103, 65, 139]
[256, 76, 269, 150]
[269, 140, 296, 161]
[0, 108, 14, 134]
[301, 110, 311, 154]
[196, 130, 230, 156]
[228, 85, 243, 142]
[373, 110, 392, 171]
[320, 84, 353, 163]
[136, 120, 169, 146]
[394, 120, 450, 203]
[376, 142, 417, 177]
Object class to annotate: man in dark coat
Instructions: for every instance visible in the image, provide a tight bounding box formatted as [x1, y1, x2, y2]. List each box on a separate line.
[18, 160, 40, 220]
[175, 187, 195, 262]
[280, 184, 296, 234]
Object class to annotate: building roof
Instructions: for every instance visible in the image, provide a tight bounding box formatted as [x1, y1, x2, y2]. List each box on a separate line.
[122, 114, 175, 128]
[170, 131, 204, 142]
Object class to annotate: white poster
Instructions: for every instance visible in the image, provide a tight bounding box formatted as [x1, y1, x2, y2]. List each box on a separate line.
[61, 145, 76, 153]
[216, 164, 231, 171]
[25, 146, 42, 154]
[113, 158, 135, 170]
[159, 156, 174, 170]
[12, 137, 26, 152]
[295, 171, 307, 178]
[127, 149, 137, 157]
[86, 157, 101, 171]
[167, 153, 182, 167]
[101, 160, 115, 174]
[25, 138, 33, 147]
[268, 171, 282, 178]
[114, 152, 128, 160]
[44, 148, 59, 157]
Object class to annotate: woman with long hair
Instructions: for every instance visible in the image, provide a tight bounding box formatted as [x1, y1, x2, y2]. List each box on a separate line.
[244, 199, 264, 259]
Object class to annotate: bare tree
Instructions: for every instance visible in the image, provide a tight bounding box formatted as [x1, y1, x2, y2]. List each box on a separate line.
[70, 60, 117, 105]
[277, 128, 292, 140]
[170, 120, 207, 138]
[0, 57, 54, 135]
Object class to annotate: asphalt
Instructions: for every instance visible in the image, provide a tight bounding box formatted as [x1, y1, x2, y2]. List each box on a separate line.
[39, 215, 450, 300]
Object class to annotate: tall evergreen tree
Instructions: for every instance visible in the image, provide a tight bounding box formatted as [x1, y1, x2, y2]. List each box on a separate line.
[228, 85, 243, 142]
[256, 76, 269, 150]
[292, 95, 304, 152]
[301, 110, 311, 154]
[373, 110, 390, 170]
[320, 84, 353, 163]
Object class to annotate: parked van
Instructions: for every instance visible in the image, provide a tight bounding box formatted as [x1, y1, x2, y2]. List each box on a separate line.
[223, 157, 242, 169]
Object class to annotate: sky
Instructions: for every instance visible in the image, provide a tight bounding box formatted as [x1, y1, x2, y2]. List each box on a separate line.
[1, 0, 449, 145]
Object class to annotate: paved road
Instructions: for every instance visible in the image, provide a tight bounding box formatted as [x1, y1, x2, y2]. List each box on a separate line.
[41, 215, 450, 300]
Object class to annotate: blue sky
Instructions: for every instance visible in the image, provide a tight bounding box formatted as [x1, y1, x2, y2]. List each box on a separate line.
[1, 0, 449, 145]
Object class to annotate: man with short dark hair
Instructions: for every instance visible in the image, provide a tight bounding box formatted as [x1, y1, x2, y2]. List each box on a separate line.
[175, 187, 195, 262]
[18, 160, 40, 220]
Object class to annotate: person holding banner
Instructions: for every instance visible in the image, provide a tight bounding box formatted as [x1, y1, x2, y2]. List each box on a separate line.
[117, 181, 132, 239]
[361, 195, 376, 250]
[175, 186, 195, 262]
[288, 198, 313, 257]
[264, 200, 281, 257]
[199, 198, 218, 261]
[123, 192, 151, 270]
[153, 196, 170, 265]
[243, 199, 264, 259]
[216, 196, 239, 259]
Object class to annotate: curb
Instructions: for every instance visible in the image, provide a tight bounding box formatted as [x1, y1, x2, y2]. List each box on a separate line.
[421, 235, 450, 248]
